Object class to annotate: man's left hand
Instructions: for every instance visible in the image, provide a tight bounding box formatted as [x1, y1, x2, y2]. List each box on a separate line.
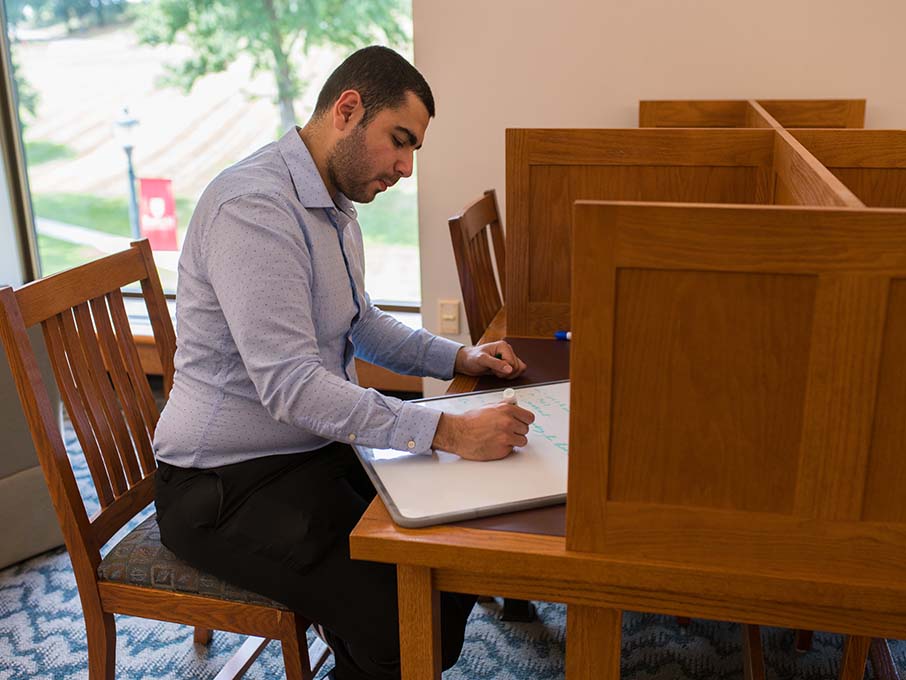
[454, 341, 527, 378]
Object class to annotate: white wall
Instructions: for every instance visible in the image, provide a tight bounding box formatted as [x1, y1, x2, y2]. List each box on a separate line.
[412, 0, 906, 392]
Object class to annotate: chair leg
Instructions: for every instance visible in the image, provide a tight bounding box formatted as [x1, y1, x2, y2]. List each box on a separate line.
[194, 627, 214, 645]
[212, 637, 271, 680]
[282, 615, 316, 680]
[86, 611, 116, 680]
[869, 638, 901, 680]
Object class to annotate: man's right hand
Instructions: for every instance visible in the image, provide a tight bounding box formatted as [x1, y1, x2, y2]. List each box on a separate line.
[431, 403, 535, 461]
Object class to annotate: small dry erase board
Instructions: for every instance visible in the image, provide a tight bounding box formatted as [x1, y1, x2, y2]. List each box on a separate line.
[354, 380, 569, 528]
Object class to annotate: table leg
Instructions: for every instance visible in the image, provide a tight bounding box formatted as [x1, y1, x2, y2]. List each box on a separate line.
[840, 635, 871, 680]
[566, 605, 622, 679]
[397, 564, 441, 680]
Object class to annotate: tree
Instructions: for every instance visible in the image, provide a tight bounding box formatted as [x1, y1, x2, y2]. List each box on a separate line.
[134, 0, 411, 133]
[6, 0, 128, 32]
[8, 52, 38, 131]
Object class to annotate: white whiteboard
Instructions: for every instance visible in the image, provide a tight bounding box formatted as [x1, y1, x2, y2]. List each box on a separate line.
[354, 380, 569, 527]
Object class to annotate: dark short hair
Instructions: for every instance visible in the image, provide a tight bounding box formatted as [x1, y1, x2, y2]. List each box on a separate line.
[313, 46, 435, 125]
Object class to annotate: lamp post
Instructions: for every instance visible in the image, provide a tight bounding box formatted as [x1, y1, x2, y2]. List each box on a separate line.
[113, 106, 140, 240]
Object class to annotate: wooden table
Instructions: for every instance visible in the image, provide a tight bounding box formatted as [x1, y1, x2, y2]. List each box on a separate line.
[349, 306, 906, 680]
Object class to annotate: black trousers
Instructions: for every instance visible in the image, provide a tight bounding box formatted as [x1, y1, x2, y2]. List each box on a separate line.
[154, 442, 476, 680]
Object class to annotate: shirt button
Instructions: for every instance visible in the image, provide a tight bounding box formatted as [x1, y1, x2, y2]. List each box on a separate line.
[348, 433, 357, 442]
[407, 440, 416, 450]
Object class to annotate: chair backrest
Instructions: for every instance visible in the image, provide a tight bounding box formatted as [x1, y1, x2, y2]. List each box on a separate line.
[448, 189, 507, 344]
[568, 201, 906, 589]
[0, 239, 175, 589]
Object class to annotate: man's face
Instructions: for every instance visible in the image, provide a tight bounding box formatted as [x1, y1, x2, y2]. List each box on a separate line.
[327, 91, 430, 203]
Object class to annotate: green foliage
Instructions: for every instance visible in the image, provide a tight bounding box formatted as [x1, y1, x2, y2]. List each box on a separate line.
[133, 0, 411, 130]
[356, 186, 418, 247]
[24, 140, 75, 165]
[7, 0, 129, 31]
[8, 50, 38, 128]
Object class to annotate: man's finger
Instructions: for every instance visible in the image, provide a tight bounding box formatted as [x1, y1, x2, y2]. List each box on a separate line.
[484, 352, 513, 374]
[506, 433, 528, 448]
[494, 342, 519, 365]
[506, 405, 535, 425]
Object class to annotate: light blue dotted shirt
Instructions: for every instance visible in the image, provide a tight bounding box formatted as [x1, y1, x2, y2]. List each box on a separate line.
[153, 128, 462, 469]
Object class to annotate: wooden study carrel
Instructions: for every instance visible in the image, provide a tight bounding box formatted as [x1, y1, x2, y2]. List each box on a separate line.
[350, 99, 906, 679]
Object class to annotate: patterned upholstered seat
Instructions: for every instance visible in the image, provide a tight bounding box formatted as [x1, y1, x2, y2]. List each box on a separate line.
[98, 515, 286, 609]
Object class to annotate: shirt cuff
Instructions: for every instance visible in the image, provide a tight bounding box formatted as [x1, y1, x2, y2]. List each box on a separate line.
[424, 335, 464, 380]
[389, 401, 442, 454]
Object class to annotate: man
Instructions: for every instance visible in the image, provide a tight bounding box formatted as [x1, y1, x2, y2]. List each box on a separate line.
[153, 46, 534, 679]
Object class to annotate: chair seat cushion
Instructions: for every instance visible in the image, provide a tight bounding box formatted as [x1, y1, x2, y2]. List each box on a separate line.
[98, 515, 286, 609]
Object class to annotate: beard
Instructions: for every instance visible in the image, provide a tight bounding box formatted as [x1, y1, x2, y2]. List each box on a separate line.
[327, 123, 384, 203]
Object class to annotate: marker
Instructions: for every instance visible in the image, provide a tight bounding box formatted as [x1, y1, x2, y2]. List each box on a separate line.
[502, 387, 518, 405]
[554, 330, 571, 341]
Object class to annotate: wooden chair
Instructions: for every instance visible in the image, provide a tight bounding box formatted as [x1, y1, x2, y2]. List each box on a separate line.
[448, 191, 539, 623]
[0, 239, 329, 680]
[448, 189, 507, 344]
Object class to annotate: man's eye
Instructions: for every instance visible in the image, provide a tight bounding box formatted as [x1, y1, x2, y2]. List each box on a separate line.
[392, 137, 404, 148]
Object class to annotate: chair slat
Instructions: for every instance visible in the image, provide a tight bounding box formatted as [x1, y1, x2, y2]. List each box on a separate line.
[487, 191, 506, 300]
[90, 475, 156, 548]
[134, 240, 177, 397]
[43, 315, 115, 508]
[90, 295, 157, 478]
[74, 302, 143, 487]
[450, 190, 507, 344]
[58, 308, 128, 497]
[108, 289, 159, 475]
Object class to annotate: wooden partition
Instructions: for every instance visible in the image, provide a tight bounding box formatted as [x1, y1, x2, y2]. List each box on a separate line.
[568, 201, 906, 603]
[639, 98, 865, 129]
[792, 130, 906, 208]
[505, 126, 869, 336]
[505, 128, 776, 336]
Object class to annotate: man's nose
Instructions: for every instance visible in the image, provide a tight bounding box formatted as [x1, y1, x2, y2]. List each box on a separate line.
[396, 150, 414, 178]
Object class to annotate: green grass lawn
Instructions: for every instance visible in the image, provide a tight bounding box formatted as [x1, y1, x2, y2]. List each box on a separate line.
[37, 233, 106, 276]
[32, 193, 195, 237]
[24, 140, 76, 165]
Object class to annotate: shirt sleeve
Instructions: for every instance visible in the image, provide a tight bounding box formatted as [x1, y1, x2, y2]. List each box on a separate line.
[203, 193, 441, 454]
[351, 292, 462, 379]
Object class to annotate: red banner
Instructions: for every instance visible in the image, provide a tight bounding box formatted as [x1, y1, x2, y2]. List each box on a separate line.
[138, 177, 179, 251]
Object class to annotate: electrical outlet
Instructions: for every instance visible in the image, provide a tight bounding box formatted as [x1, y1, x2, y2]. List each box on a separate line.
[438, 299, 460, 335]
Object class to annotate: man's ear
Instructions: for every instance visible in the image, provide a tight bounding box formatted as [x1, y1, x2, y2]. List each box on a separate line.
[333, 90, 363, 131]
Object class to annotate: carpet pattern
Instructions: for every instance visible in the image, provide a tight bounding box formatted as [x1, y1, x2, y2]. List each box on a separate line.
[1, 428, 905, 678]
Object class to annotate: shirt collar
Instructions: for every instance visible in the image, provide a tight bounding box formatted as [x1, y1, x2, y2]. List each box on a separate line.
[278, 128, 359, 221]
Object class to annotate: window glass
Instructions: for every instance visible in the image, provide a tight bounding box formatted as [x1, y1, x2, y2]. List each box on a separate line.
[5, 0, 420, 305]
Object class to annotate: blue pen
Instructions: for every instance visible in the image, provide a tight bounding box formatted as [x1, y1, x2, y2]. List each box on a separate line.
[554, 330, 571, 341]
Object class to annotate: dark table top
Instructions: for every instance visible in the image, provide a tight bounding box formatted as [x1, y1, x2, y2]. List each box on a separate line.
[453, 336, 570, 537]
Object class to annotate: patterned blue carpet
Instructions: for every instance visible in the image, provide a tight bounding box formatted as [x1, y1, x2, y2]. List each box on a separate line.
[2, 426, 905, 678]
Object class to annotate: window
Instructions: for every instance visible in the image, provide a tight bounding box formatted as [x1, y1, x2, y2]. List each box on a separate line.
[4, 0, 420, 306]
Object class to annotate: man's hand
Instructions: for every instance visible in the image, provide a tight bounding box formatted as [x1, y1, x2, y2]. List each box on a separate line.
[454, 341, 527, 379]
[431, 404, 535, 461]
